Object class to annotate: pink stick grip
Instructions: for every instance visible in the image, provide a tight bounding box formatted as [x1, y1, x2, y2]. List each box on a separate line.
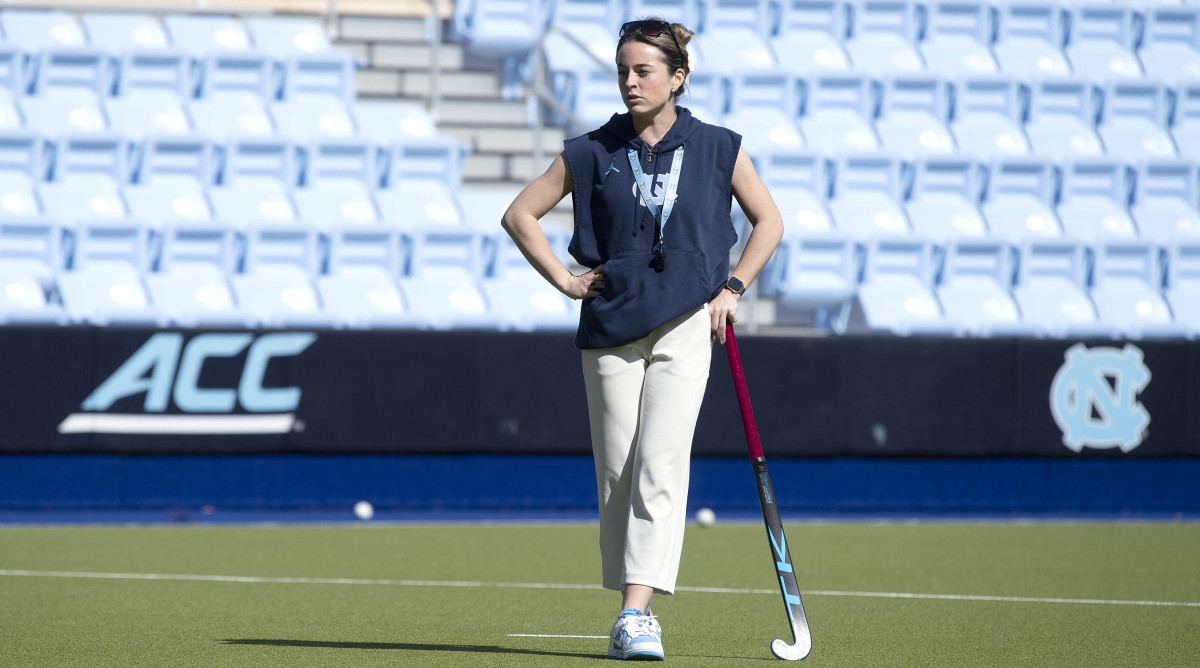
[723, 323, 764, 459]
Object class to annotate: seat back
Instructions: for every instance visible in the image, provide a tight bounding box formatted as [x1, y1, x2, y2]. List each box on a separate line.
[1024, 78, 1104, 159]
[828, 154, 910, 236]
[1097, 81, 1177, 160]
[907, 156, 988, 239]
[1065, 3, 1143, 79]
[982, 158, 1063, 240]
[920, 0, 998, 76]
[1131, 160, 1200, 241]
[1056, 159, 1136, 240]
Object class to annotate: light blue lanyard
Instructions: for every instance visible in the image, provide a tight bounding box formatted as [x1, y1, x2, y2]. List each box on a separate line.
[627, 145, 684, 249]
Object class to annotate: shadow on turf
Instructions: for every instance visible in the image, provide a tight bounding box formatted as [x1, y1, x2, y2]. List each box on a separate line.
[221, 639, 604, 660]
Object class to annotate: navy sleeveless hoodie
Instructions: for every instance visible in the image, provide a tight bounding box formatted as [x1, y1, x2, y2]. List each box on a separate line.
[564, 107, 742, 350]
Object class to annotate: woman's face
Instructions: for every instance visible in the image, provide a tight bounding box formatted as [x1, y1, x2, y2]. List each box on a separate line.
[617, 41, 684, 116]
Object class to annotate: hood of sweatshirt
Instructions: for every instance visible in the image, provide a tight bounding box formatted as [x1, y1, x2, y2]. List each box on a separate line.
[596, 106, 703, 156]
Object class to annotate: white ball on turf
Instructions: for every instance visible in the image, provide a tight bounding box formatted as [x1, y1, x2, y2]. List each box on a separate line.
[353, 500, 374, 520]
[696, 507, 716, 527]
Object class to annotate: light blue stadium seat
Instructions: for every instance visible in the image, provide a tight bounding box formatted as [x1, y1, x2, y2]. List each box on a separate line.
[399, 227, 499, 329]
[133, 136, 218, 186]
[382, 136, 465, 191]
[20, 90, 108, 135]
[104, 91, 193, 139]
[112, 49, 194, 99]
[0, 90, 17, 131]
[0, 131, 48, 181]
[164, 14, 254, 52]
[50, 135, 129, 185]
[770, 0, 852, 75]
[906, 156, 988, 240]
[39, 179, 128, 224]
[1065, 3, 1144, 80]
[209, 180, 299, 227]
[124, 179, 214, 228]
[844, 0, 925, 75]
[82, 12, 170, 50]
[627, 0, 700, 27]
[482, 233, 578, 331]
[874, 75, 956, 156]
[1098, 81, 1177, 160]
[1165, 240, 1200, 337]
[197, 51, 278, 100]
[756, 149, 835, 235]
[1130, 160, 1200, 241]
[1139, 5, 1200, 85]
[937, 238, 1034, 337]
[1012, 239, 1112, 338]
[189, 94, 275, 140]
[246, 16, 333, 56]
[773, 232, 860, 332]
[542, 0, 620, 81]
[221, 138, 299, 186]
[145, 223, 255, 328]
[1090, 239, 1186, 338]
[304, 139, 380, 187]
[32, 48, 112, 95]
[691, 0, 777, 73]
[680, 72, 727, 123]
[293, 181, 380, 227]
[279, 52, 355, 101]
[377, 180, 465, 228]
[458, 186, 519, 229]
[453, 0, 546, 98]
[0, 173, 42, 219]
[799, 73, 881, 154]
[57, 220, 165, 326]
[317, 225, 422, 329]
[982, 158, 1063, 240]
[269, 96, 356, 141]
[0, 218, 61, 297]
[919, 0, 1000, 77]
[827, 154, 911, 237]
[1173, 83, 1200, 160]
[1056, 159, 1138, 240]
[0, 47, 27, 96]
[0, 10, 87, 50]
[567, 66, 624, 132]
[352, 101, 439, 142]
[721, 72, 804, 156]
[950, 75, 1031, 159]
[0, 267, 65, 324]
[992, 1, 1071, 77]
[849, 236, 957, 335]
[1024, 78, 1105, 160]
[230, 223, 338, 328]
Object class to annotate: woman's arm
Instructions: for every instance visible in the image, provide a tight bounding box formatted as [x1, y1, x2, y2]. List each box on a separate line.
[707, 146, 784, 343]
[501, 153, 604, 299]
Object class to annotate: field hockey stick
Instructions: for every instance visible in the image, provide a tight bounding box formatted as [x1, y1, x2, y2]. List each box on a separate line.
[723, 323, 812, 661]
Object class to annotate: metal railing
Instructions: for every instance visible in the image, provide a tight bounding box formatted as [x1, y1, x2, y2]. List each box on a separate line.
[529, 25, 616, 172]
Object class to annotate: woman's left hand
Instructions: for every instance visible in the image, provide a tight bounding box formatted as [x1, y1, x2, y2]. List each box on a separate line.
[708, 288, 739, 344]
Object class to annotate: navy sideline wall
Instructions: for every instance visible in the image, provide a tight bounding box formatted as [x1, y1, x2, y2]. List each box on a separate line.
[0, 327, 1196, 457]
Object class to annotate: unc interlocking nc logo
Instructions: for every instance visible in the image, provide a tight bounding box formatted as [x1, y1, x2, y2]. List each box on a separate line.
[1050, 344, 1151, 453]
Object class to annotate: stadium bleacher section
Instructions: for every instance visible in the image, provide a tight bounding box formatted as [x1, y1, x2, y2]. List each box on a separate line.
[0, 1, 1199, 338]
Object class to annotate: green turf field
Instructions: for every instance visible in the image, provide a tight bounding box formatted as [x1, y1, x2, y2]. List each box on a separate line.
[1, 521, 1198, 667]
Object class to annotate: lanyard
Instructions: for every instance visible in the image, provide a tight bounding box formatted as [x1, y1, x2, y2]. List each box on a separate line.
[627, 145, 684, 266]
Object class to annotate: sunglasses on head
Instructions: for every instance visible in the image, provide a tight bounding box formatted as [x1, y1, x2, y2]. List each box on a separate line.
[619, 20, 685, 63]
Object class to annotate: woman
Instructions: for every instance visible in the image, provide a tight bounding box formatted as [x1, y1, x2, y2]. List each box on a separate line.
[501, 18, 783, 661]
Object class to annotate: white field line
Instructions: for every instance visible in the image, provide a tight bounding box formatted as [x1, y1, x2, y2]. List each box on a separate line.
[1, 569, 1198, 609]
[507, 634, 608, 639]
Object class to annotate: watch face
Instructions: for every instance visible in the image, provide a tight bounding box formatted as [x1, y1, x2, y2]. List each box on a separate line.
[728, 277, 745, 294]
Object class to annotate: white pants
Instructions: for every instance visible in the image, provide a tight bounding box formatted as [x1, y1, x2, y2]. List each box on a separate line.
[582, 305, 712, 595]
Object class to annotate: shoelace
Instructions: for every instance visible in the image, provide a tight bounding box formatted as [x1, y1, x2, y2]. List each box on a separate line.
[618, 612, 661, 639]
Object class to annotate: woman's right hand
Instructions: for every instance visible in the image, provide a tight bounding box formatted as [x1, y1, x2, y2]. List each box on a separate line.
[565, 264, 605, 299]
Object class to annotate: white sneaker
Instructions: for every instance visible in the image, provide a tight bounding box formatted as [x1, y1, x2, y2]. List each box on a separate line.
[607, 607, 664, 661]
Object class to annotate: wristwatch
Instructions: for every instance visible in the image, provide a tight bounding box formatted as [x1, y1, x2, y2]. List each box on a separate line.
[725, 276, 746, 296]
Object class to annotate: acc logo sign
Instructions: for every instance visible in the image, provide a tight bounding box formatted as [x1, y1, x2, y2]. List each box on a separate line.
[1049, 343, 1151, 453]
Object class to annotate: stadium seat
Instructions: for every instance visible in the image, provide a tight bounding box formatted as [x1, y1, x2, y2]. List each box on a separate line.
[938, 238, 1034, 337]
[1174, 83, 1200, 160]
[112, 49, 194, 99]
[197, 52, 277, 100]
[0, 10, 87, 50]
[798, 73, 881, 154]
[146, 222, 255, 328]
[303, 139, 380, 187]
[827, 154, 910, 237]
[457, 185, 520, 229]
[1056, 159, 1138, 240]
[1097, 81, 1177, 160]
[0, 131, 48, 181]
[1137, 5, 1200, 85]
[0, 173, 41, 219]
[38, 179, 128, 223]
[0, 218, 61, 290]
[919, 0, 1000, 77]
[399, 227, 499, 329]
[1012, 239, 1111, 338]
[981, 158, 1064, 240]
[133, 136, 218, 186]
[317, 225, 422, 329]
[221, 138, 299, 186]
[0, 47, 27, 96]
[124, 179, 214, 227]
[164, 14, 254, 52]
[104, 91, 192, 139]
[627, 0, 700, 28]
[81, 12, 170, 50]
[541, 0, 621, 78]
[452, 0, 546, 98]
[482, 233, 578, 330]
[50, 135, 129, 185]
[32, 48, 112, 96]
[1090, 239, 1185, 338]
[279, 51, 356, 103]
[57, 220, 165, 326]
[842, 0, 926, 75]
[905, 157, 989, 239]
[1023, 78, 1105, 160]
[269, 96, 356, 141]
[381, 136, 464, 190]
[770, 0, 851, 74]
[352, 101, 439, 142]
[755, 149, 835, 237]
[1165, 240, 1200, 337]
[189, 94, 276, 140]
[246, 16, 333, 56]
[566, 67, 624, 133]
[230, 223, 337, 328]
[20, 90, 108, 135]
[719, 72, 804, 156]
[377, 180, 464, 227]
[1130, 160, 1200, 242]
[772, 232, 860, 332]
[691, 0, 777, 73]
[1065, 3, 1144, 80]
[992, 1, 1071, 77]
[208, 180, 299, 227]
[874, 75, 956, 156]
[0, 268, 65, 324]
[949, 75, 1032, 159]
[680, 72, 727, 124]
[849, 236, 956, 335]
[293, 181, 380, 226]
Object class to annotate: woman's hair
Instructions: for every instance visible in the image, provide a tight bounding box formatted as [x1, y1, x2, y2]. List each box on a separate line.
[616, 19, 694, 99]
